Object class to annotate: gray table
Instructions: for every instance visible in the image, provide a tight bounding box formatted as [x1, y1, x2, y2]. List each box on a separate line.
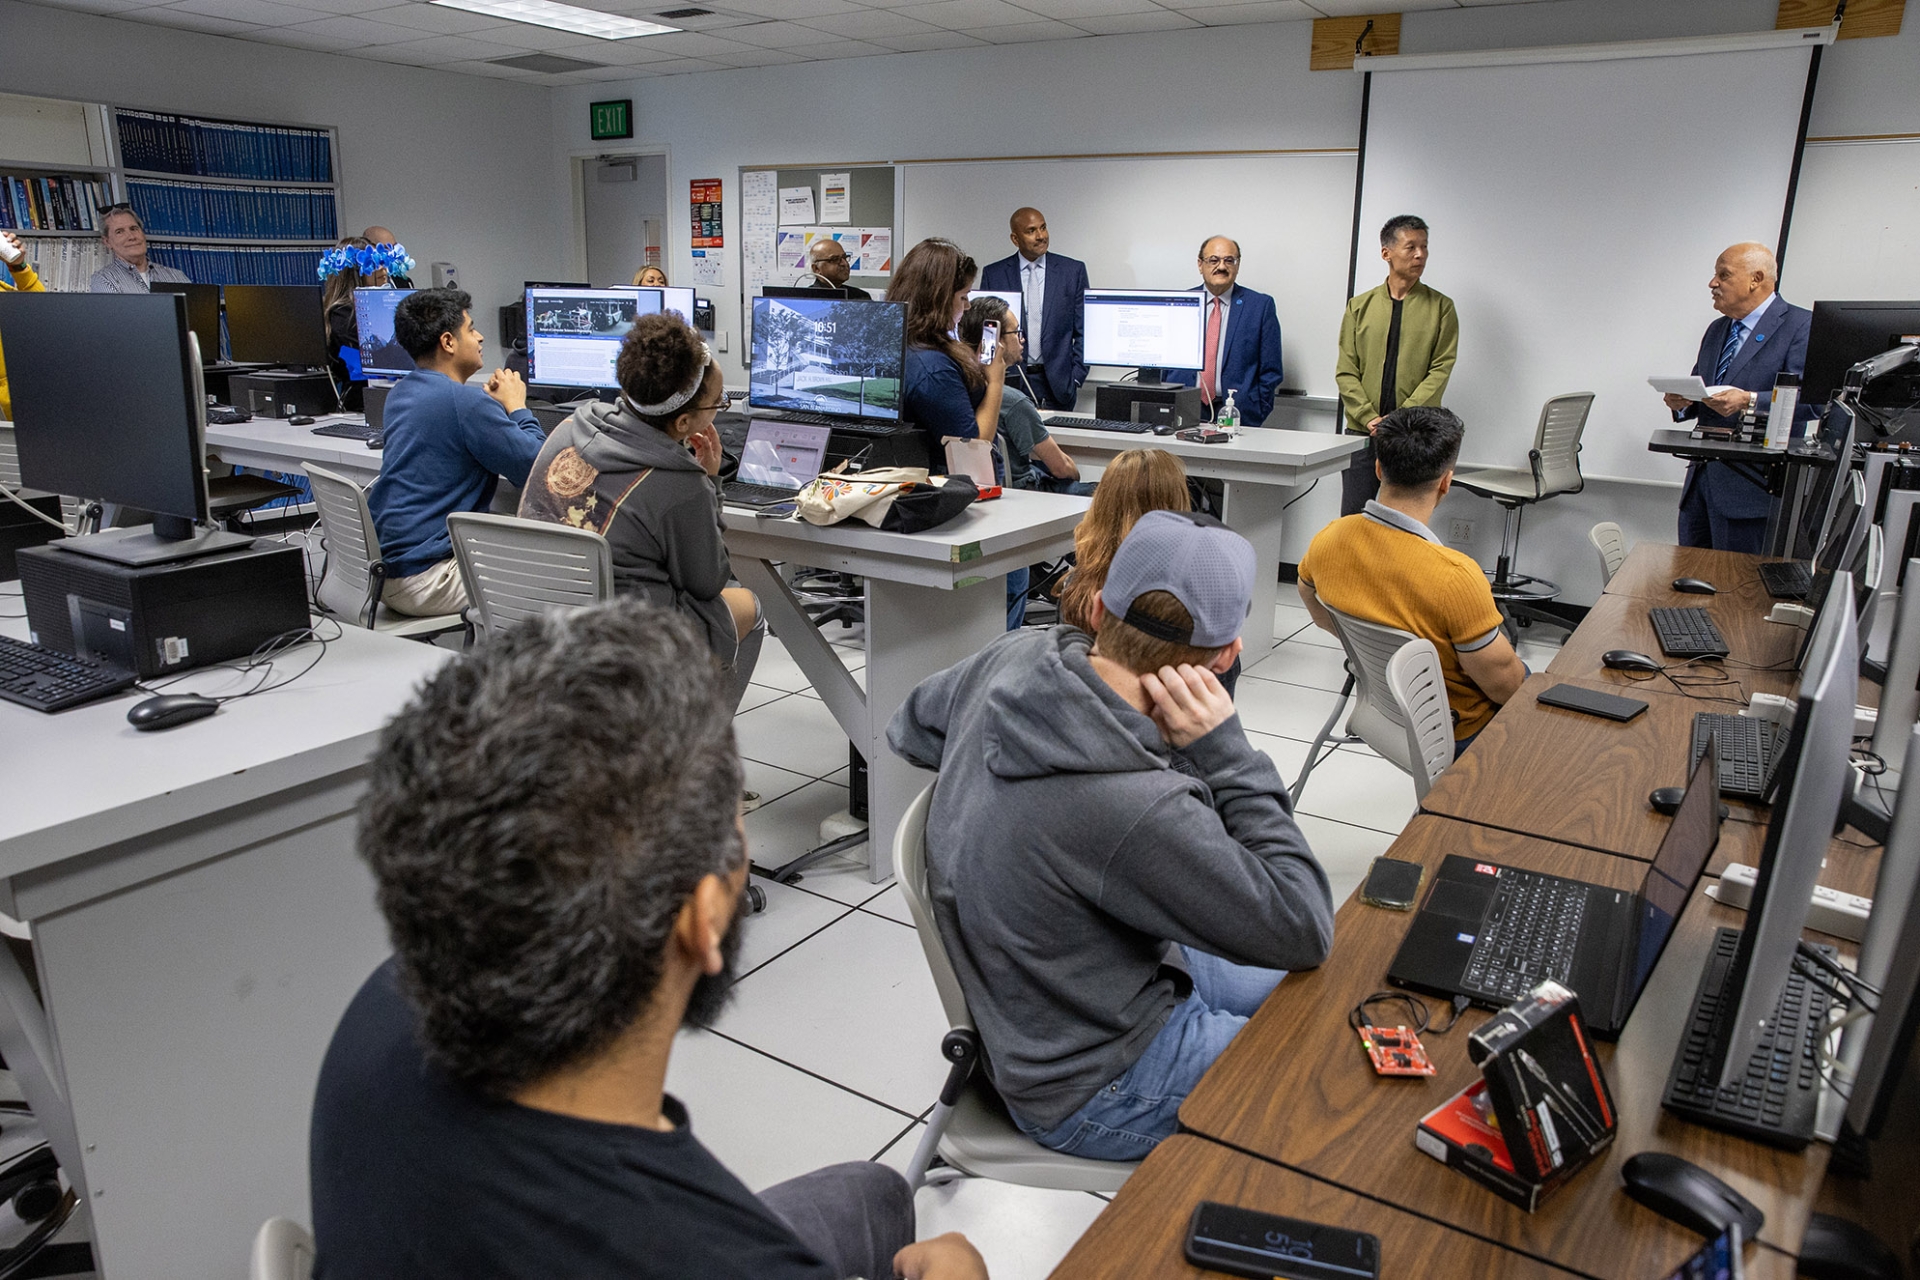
[724, 491, 1090, 881]
[0, 615, 449, 1277]
[1044, 419, 1363, 656]
[204, 412, 383, 488]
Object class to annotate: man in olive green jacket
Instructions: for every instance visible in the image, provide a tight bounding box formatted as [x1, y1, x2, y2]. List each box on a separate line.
[1335, 215, 1459, 515]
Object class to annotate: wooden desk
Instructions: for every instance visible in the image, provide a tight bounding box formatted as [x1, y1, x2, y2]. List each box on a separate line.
[1603, 543, 1784, 604]
[1177, 816, 1846, 1278]
[1548, 594, 1803, 700]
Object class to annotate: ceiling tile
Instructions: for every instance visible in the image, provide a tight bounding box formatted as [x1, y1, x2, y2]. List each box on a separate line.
[723, 18, 831, 45]
[1189, 0, 1314, 22]
[139, 7, 263, 30]
[279, 0, 401, 14]
[19, 0, 165, 13]
[545, 35, 682, 59]
[782, 36, 892, 55]
[706, 43, 808, 62]
[1070, 7, 1195, 30]
[162, 0, 334, 23]
[1010, 0, 1155, 16]
[435, 55, 544, 74]
[363, 30, 527, 58]
[1305, 0, 1452, 12]
[356, 2, 516, 31]
[864, 25, 983, 47]
[798, 7, 938, 36]
[972, 17, 1086, 38]
[892, 0, 1039, 29]
[624, 54, 727, 71]
[545, 62, 655, 79]
[631, 27, 757, 53]
[270, 12, 414, 43]
[718, 0, 864, 19]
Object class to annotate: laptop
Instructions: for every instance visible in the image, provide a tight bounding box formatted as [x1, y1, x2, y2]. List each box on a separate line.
[1386, 744, 1721, 1040]
[721, 419, 831, 509]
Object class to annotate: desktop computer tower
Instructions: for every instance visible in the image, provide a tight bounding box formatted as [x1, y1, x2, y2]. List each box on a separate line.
[826, 424, 929, 473]
[1095, 384, 1205, 430]
[0, 492, 63, 581]
[364, 382, 392, 433]
[229, 371, 336, 420]
[16, 539, 309, 677]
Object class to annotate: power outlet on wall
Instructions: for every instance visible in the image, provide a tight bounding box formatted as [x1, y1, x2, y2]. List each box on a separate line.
[1447, 519, 1475, 546]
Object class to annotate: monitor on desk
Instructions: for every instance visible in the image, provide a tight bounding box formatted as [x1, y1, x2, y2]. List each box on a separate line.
[659, 286, 696, 325]
[763, 285, 846, 300]
[1803, 301, 1920, 407]
[748, 295, 905, 423]
[152, 282, 222, 364]
[352, 288, 417, 380]
[223, 285, 329, 368]
[525, 286, 659, 390]
[1081, 290, 1205, 373]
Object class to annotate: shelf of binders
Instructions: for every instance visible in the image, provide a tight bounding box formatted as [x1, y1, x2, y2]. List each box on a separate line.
[146, 236, 334, 247]
[118, 167, 337, 191]
[112, 109, 334, 185]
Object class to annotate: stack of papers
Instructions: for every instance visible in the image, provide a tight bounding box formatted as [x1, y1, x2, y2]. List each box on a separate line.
[1648, 376, 1734, 402]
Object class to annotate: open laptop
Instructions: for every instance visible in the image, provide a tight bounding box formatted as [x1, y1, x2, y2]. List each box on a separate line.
[1386, 744, 1721, 1040]
[721, 419, 831, 509]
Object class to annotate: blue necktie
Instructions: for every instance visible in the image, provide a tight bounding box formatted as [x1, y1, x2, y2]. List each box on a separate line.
[1715, 320, 1744, 383]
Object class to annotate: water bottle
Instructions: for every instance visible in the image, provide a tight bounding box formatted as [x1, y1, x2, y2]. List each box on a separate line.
[1217, 390, 1240, 434]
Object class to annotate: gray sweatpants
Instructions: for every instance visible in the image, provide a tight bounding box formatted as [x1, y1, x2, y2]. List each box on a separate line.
[757, 1161, 915, 1280]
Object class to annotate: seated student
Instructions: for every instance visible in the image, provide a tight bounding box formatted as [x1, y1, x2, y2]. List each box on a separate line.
[888, 511, 1334, 1161]
[1296, 406, 1527, 755]
[955, 297, 1090, 496]
[519, 314, 765, 710]
[311, 602, 987, 1280]
[1055, 448, 1190, 633]
[368, 288, 546, 617]
[633, 264, 670, 288]
[319, 236, 397, 412]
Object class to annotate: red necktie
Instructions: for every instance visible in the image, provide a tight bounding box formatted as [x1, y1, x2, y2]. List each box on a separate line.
[1202, 297, 1222, 402]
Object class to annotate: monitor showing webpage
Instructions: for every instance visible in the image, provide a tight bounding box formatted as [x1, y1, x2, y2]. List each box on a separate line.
[526, 286, 661, 388]
[353, 287, 416, 379]
[1082, 290, 1205, 370]
[749, 296, 906, 422]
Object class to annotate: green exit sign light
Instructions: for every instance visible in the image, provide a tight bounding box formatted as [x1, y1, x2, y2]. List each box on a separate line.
[590, 100, 633, 140]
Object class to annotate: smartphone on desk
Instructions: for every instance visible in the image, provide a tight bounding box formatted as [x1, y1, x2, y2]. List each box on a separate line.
[1183, 1201, 1380, 1280]
[1536, 683, 1648, 723]
[1360, 856, 1424, 911]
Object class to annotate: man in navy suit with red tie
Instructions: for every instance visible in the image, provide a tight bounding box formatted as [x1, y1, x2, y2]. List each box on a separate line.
[1662, 242, 1811, 554]
[1158, 237, 1284, 427]
[980, 208, 1089, 411]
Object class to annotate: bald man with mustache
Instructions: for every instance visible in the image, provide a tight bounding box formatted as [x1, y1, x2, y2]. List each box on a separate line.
[1661, 241, 1811, 553]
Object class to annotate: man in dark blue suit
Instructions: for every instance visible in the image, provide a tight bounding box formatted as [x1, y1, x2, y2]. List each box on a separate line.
[1662, 242, 1811, 554]
[1157, 236, 1284, 427]
[979, 208, 1088, 411]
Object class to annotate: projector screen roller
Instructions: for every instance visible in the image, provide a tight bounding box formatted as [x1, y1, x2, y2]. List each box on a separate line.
[1354, 37, 1819, 484]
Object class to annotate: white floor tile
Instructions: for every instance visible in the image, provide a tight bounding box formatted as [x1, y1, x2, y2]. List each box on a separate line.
[1273, 601, 1315, 638]
[735, 683, 792, 715]
[1287, 617, 1344, 650]
[738, 876, 856, 977]
[860, 882, 916, 927]
[749, 635, 818, 694]
[1242, 641, 1350, 692]
[745, 779, 856, 873]
[733, 696, 851, 776]
[1232, 676, 1347, 745]
[666, 1028, 914, 1193]
[1243, 728, 1311, 783]
[1287, 743, 1418, 836]
[742, 758, 817, 809]
[1294, 813, 1397, 908]
[713, 910, 950, 1114]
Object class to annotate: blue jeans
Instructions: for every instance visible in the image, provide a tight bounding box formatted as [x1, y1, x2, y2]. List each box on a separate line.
[1007, 567, 1030, 630]
[1012, 947, 1285, 1161]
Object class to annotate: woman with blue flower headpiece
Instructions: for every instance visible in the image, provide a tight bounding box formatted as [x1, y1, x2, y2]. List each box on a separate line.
[320, 235, 414, 410]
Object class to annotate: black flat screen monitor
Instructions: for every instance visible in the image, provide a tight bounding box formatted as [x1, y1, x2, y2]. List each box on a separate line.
[764, 285, 847, 300]
[152, 281, 222, 363]
[224, 284, 329, 367]
[353, 288, 417, 379]
[525, 286, 659, 389]
[748, 296, 906, 423]
[1803, 301, 1920, 406]
[0, 291, 206, 526]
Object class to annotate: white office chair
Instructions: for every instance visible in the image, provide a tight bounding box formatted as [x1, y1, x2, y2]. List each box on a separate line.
[1589, 521, 1628, 586]
[249, 1217, 314, 1280]
[303, 464, 464, 639]
[445, 511, 613, 641]
[1293, 608, 1456, 802]
[892, 784, 1137, 1194]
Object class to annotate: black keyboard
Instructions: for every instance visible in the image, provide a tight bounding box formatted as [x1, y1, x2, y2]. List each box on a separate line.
[1691, 713, 1787, 800]
[1649, 606, 1730, 658]
[0, 635, 138, 713]
[312, 421, 382, 442]
[1459, 870, 1591, 1004]
[1662, 927, 1830, 1149]
[764, 412, 842, 426]
[1042, 415, 1152, 435]
[722, 482, 801, 507]
[1758, 560, 1813, 600]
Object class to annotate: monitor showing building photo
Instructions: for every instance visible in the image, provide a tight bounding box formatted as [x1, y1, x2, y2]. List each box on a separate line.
[526, 286, 660, 388]
[749, 296, 906, 422]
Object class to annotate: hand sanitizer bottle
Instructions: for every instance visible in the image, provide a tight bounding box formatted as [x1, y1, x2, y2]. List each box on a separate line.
[1216, 390, 1240, 434]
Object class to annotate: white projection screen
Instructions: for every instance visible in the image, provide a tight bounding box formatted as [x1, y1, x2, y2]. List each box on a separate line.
[1355, 35, 1826, 483]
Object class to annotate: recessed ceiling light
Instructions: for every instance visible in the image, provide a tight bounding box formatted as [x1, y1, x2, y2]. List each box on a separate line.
[431, 0, 681, 40]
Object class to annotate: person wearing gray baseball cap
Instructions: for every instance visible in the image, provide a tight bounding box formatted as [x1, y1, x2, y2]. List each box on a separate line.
[887, 510, 1334, 1162]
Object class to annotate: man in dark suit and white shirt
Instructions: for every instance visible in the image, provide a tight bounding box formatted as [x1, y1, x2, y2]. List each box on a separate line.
[980, 208, 1088, 410]
[1158, 237, 1284, 427]
[1660, 242, 1811, 554]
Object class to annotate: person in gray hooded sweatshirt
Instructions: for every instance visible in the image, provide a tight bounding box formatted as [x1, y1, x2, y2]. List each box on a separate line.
[887, 510, 1333, 1161]
[520, 313, 764, 709]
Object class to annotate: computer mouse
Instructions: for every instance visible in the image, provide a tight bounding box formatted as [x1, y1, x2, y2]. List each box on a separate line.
[1602, 649, 1662, 672]
[126, 693, 220, 732]
[1152, 423, 1176, 436]
[1620, 1152, 1765, 1238]
[366, 433, 385, 451]
[1648, 788, 1732, 819]
[288, 415, 316, 426]
[1672, 577, 1718, 594]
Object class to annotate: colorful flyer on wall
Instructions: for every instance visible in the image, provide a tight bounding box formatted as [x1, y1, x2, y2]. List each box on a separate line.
[820, 172, 851, 223]
[690, 178, 723, 249]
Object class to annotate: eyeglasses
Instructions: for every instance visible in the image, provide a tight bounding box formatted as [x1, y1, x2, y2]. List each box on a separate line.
[1201, 255, 1240, 268]
[814, 252, 849, 265]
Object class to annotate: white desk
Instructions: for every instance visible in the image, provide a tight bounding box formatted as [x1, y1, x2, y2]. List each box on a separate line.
[1045, 420, 1362, 656]
[724, 491, 1089, 881]
[204, 412, 383, 488]
[0, 615, 449, 1277]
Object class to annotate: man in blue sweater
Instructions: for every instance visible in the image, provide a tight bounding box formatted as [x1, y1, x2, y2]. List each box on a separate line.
[369, 288, 547, 616]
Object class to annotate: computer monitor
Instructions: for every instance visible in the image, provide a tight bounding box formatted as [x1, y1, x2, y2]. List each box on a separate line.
[352, 287, 417, 380]
[1708, 579, 1859, 1091]
[1082, 289, 1205, 372]
[763, 285, 846, 300]
[1841, 722, 1920, 1140]
[223, 285, 329, 368]
[1803, 301, 1920, 406]
[1792, 401, 1864, 560]
[659, 286, 696, 325]
[1871, 563, 1920, 766]
[524, 286, 659, 390]
[1618, 745, 1723, 1028]
[0, 291, 239, 565]
[969, 289, 1022, 316]
[152, 282, 222, 364]
[748, 296, 906, 423]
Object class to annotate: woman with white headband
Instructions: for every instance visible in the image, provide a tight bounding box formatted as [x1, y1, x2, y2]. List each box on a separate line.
[520, 312, 764, 709]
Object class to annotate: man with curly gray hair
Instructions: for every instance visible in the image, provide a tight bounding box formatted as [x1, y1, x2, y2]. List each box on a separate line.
[308, 601, 985, 1280]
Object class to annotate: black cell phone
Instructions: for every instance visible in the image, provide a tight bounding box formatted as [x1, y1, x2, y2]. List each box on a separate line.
[1183, 1201, 1380, 1280]
[1536, 683, 1649, 722]
[1360, 856, 1425, 911]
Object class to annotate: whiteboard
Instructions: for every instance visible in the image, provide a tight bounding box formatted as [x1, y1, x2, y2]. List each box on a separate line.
[900, 154, 1356, 399]
[1356, 45, 1815, 483]
[1782, 138, 1920, 302]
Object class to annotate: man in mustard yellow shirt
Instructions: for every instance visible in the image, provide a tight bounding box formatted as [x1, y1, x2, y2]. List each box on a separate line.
[0, 232, 46, 421]
[1297, 407, 1525, 753]
[1334, 216, 1458, 516]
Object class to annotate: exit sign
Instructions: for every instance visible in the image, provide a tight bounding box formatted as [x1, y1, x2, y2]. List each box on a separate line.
[590, 100, 633, 140]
